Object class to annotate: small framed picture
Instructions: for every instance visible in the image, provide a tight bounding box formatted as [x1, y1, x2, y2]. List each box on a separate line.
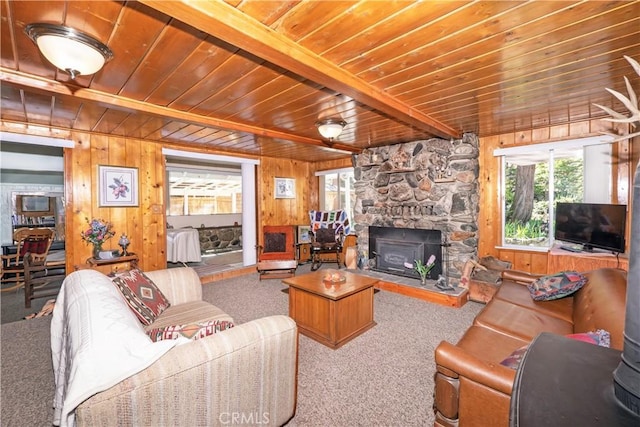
[98, 165, 139, 207]
[274, 177, 295, 199]
[297, 225, 312, 243]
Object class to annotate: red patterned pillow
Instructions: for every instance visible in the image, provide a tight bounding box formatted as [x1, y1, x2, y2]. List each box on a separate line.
[147, 319, 235, 342]
[112, 268, 170, 325]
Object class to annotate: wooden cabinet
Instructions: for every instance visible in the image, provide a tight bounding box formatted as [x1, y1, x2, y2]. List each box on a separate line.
[547, 247, 628, 273]
[296, 243, 311, 264]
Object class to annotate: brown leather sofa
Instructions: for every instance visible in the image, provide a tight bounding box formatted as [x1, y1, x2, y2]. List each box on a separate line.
[433, 268, 627, 427]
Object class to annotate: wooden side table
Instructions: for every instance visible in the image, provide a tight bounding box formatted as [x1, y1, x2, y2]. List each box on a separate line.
[75, 254, 139, 275]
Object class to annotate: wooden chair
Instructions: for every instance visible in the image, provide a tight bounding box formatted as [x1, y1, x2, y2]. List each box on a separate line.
[256, 226, 297, 280]
[1, 228, 54, 292]
[23, 252, 66, 308]
[310, 227, 343, 271]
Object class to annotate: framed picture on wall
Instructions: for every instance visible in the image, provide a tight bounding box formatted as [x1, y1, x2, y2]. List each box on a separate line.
[297, 225, 312, 243]
[19, 195, 52, 214]
[274, 177, 295, 199]
[98, 165, 139, 207]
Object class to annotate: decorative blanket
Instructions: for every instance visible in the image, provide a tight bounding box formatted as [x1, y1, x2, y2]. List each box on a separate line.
[51, 270, 178, 426]
[309, 209, 351, 235]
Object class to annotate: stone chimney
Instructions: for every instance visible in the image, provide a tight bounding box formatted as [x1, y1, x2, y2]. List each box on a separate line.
[352, 133, 479, 283]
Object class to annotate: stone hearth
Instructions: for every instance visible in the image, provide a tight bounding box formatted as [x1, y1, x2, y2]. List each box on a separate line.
[352, 133, 479, 284]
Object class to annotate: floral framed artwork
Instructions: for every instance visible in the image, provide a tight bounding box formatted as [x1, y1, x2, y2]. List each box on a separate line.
[98, 165, 139, 207]
[274, 177, 295, 199]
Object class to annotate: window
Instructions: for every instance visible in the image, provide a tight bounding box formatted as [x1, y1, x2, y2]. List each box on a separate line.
[495, 136, 613, 250]
[316, 167, 355, 226]
[167, 167, 242, 216]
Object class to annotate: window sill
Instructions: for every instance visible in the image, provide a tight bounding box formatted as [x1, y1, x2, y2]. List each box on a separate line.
[495, 245, 549, 253]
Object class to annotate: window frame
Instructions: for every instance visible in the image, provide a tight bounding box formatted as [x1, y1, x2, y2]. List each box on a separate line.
[166, 164, 242, 217]
[494, 136, 614, 251]
[315, 167, 355, 227]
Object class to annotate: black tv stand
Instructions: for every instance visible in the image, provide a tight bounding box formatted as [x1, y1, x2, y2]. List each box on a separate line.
[560, 245, 582, 253]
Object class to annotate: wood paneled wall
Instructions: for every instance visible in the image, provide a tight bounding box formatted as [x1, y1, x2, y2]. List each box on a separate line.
[256, 155, 353, 245]
[258, 157, 315, 228]
[64, 132, 167, 272]
[478, 120, 634, 274]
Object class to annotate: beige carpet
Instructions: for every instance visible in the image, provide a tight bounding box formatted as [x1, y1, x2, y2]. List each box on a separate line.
[0, 265, 483, 426]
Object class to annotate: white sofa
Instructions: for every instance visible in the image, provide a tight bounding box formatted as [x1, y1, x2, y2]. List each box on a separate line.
[51, 267, 298, 427]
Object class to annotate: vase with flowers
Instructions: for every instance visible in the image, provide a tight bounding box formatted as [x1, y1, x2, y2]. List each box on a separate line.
[81, 218, 115, 259]
[414, 254, 436, 286]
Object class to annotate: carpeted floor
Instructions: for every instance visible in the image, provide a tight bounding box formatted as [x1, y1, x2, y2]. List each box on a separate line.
[0, 264, 483, 426]
[1, 280, 63, 324]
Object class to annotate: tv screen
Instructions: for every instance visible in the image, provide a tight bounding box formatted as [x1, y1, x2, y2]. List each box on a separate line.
[554, 202, 627, 253]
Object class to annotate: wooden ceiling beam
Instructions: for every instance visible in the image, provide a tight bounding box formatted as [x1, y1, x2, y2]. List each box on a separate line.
[0, 68, 360, 154]
[139, 0, 461, 140]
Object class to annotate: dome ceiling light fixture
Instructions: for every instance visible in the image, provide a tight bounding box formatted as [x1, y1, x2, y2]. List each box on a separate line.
[24, 23, 113, 80]
[315, 118, 347, 141]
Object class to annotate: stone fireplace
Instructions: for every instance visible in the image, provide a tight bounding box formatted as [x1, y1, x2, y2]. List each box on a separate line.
[352, 133, 479, 284]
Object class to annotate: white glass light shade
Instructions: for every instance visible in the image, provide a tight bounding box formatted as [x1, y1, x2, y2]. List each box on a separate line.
[25, 23, 113, 79]
[37, 35, 106, 76]
[316, 118, 347, 140]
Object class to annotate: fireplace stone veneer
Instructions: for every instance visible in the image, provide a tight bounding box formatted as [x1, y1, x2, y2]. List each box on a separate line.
[352, 133, 479, 284]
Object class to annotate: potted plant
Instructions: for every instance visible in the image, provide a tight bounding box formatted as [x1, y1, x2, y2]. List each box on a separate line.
[414, 254, 436, 285]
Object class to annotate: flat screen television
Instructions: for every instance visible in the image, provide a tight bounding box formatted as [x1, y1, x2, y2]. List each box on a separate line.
[554, 202, 627, 253]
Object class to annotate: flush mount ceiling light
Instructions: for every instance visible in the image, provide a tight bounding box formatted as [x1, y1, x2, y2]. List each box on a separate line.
[25, 23, 113, 80]
[315, 118, 347, 141]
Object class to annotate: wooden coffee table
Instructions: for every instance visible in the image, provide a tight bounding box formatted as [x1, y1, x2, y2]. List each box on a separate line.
[283, 269, 378, 349]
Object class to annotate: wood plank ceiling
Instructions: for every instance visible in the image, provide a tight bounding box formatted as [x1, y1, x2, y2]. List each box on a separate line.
[1, 0, 639, 162]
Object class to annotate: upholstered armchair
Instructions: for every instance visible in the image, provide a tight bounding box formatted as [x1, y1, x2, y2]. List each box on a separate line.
[256, 225, 297, 279]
